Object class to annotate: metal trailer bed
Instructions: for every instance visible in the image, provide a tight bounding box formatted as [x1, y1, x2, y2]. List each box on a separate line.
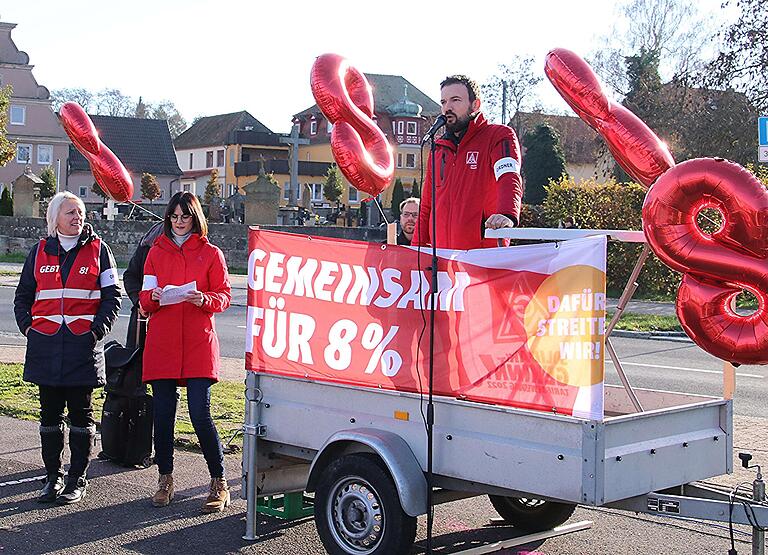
[240, 229, 768, 554]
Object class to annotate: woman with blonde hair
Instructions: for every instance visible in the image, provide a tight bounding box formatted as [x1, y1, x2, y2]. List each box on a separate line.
[14, 191, 121, 504]
[140, 191, 232, 512]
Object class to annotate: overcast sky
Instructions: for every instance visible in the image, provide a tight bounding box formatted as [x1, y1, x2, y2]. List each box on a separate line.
[2, 0, 731, 133]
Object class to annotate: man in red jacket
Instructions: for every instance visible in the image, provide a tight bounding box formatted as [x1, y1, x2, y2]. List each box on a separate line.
[411, 75, 523, 250]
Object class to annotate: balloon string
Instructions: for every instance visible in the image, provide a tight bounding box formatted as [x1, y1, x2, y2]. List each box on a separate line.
[122, 200, 164, 221]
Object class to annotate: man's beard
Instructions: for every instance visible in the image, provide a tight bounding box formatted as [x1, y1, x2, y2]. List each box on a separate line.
[445, 111, 473, 134]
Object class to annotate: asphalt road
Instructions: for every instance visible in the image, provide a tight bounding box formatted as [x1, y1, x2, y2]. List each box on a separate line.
[1, 278, 767, 554]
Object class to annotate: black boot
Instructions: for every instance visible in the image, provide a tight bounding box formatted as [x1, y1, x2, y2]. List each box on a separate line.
[57, 425, 95, 505]
[37, 424, 65, 503]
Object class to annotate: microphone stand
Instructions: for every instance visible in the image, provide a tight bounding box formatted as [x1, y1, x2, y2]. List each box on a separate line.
[425, 131, 438, 555]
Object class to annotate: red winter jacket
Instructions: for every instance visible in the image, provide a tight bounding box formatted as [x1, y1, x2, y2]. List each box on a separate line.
[411, 113, 523, 250]
[139, 233, 231, 383]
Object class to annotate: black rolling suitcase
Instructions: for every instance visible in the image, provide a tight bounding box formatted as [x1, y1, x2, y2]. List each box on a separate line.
[99, 318, 154, 468]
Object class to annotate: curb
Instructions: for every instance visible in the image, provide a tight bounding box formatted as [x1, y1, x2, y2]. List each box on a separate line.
[611, 329, 692, 343]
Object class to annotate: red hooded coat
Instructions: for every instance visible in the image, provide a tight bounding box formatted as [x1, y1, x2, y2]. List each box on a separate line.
[139, 233, 231, 383]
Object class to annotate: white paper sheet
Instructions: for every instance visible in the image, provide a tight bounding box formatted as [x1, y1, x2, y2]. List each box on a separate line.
[159, 281, 197, 306]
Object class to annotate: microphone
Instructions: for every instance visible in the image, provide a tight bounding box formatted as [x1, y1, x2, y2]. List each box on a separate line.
[421, 115, 447, 143]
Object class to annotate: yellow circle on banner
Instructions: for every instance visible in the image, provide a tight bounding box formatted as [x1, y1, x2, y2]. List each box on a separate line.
[523, 265, 606, 387]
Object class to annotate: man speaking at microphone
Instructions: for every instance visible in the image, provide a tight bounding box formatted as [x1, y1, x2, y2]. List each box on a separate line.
[412, 75, 523, 250]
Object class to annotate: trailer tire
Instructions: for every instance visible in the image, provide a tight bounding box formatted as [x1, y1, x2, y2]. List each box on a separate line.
[315, 453, 416, 555]
[488, 495, 576, 532]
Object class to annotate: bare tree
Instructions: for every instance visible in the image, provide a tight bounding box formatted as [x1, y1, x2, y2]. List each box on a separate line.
[95, 89, 134, 117]
[704, 0, 768, 112]
[151, 100, 188, 139]
[50, 88, 94, 112]
[480, 55, 543, 128]
[589, 0, 714, 96]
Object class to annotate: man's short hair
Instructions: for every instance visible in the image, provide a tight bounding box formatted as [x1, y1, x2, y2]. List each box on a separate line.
[440, 75, 480, 103]
[399, 197, 420, 212]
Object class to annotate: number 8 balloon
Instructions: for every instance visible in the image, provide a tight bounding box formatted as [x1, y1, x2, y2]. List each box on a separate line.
[545, 48, 768, 365]
[310, 53, 394, 197]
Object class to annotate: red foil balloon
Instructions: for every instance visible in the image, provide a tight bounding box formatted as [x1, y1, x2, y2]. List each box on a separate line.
[545, 48, 768, 365]
[310, 53, 394, 197]
[643, 159, 768, 364]
[59, 102, 134, 202]
[545, 48, 674, 187]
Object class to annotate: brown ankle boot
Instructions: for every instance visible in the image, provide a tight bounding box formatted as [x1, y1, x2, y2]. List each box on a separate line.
[201, 477, 230, 513]
[152, 474, 174, 507]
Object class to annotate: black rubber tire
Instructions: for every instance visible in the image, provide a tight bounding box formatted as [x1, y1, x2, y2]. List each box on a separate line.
[314, 453, 416, 555]
[488, 495, 577, 532]
[141, 456, 154, 469]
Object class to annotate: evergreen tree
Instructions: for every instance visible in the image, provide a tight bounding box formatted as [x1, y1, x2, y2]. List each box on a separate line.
[521, 124, 567, 205]
[39, 166, 57, 200]
[0, 187, 12, 216]
[411, 178, 420, 198]
[391, 178, 405, 220]
[204, 168, 220, 204]
[140, 173, 161, 204]
[323, 165, 343, 208]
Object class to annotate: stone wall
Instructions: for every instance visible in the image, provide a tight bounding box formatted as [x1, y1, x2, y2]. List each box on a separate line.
[0, 216, 386, 267]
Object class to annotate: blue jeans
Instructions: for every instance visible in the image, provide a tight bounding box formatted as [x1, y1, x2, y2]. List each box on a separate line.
[151, 378, 224, 478]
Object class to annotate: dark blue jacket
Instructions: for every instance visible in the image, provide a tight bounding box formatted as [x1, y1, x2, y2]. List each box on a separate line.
[14, 224, 122, 387]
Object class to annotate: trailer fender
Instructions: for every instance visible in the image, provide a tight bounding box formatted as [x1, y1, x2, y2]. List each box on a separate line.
[306, 428, 428, 517]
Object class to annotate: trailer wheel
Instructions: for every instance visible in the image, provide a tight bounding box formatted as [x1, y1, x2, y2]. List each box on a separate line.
[488, 495, 576, 532]
[315, 453, 416, 555]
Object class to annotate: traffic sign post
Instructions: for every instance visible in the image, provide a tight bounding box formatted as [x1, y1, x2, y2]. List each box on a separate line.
[759, 117, 768, 162]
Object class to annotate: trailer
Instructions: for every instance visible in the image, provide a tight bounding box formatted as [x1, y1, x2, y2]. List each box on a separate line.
[240, 229, 768, 554]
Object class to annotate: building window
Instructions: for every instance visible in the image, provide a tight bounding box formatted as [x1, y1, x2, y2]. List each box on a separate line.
[16, 144, 31, 163]
[349, 185, 359, 202]
[183, 183, 191, 192]
[10, 105, 25, 125]
[310, 119, 317, 135]
[217, 149, 225, 167]
[229, 184, 235, 196]
[406, 122, 417, 135]
[229, 150, 235, 166]
[37, 145, 53, 165]
[78, 186, 87, 198]
[311, 183, 323, 202]
[396, 153, 403, 168]
[405, 153, 416, 168]
[327, 119, 333, 134]
[283, 182, 300, 202]
[396, 121, 404, 135]
[206, 151, 214, 168]
[189, 152, 193, 169]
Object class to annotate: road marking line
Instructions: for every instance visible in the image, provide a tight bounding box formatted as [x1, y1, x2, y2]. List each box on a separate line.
[606, 360, 762, 378]
[0, 475, 45, 487]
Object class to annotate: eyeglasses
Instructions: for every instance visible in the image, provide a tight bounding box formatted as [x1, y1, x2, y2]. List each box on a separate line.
[169, 214, 192, 222]
[401, 211, 419, 218]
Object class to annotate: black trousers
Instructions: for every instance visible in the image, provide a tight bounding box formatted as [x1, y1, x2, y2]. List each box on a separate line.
[39, 385, 95, 428]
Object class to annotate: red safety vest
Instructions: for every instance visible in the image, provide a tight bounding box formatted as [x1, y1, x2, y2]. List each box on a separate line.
[30, 239, 102, 336]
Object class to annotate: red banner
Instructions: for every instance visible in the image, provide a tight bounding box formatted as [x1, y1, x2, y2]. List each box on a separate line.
[246, 230, 607, 419]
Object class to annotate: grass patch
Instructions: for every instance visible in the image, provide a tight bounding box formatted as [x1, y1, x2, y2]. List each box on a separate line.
[609, 312, 682, 332]
[0, 252, 27, 264]
[0, 363, 245, 450]
[227, 266, 247, 275]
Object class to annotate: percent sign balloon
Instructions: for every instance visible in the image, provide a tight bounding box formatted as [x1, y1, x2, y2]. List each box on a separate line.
[361, 323, 401, 377]
[545, 48, 768, 365]
[59, 102, 134, 202]
[310, 53, 394, 197]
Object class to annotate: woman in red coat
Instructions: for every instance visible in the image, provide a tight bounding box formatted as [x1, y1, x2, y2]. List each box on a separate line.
[139, 192, 232, 513]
